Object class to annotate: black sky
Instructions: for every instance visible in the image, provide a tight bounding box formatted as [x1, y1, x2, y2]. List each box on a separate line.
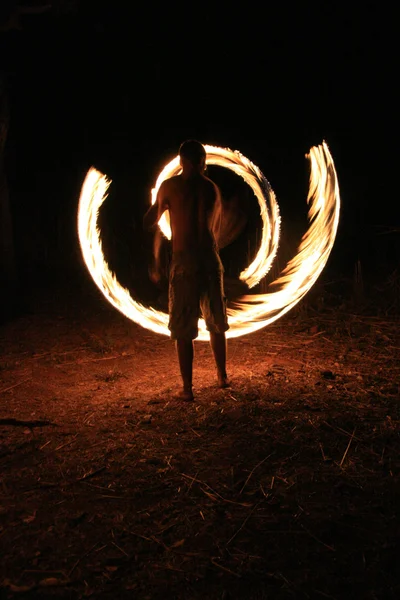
[0, 1, 398, 280]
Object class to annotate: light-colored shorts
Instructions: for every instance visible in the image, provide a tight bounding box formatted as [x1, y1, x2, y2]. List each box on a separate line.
[168, 249, 229, 340]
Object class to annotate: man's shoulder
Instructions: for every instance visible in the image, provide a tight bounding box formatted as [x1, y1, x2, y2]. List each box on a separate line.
[159, 175, 181, 200]
[202, 174, 219, 190]
[203, 175, 221, 199]
[162, 175, 180, 189]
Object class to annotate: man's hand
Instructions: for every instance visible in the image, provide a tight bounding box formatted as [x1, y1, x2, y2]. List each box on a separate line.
[143, 202, 159, 231]
[143, 181, 168, 231]
[149, 261, 163, 285]
[213, 194, 247, 249]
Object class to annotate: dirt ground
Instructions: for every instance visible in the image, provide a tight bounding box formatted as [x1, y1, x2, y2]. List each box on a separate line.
[0, 279, 399, 600]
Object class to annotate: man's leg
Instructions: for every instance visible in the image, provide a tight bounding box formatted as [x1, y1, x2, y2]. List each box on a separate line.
[176, 339, 194, 400]
[209, 331, 229, 388]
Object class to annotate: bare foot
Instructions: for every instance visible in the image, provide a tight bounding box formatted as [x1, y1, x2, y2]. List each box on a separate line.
[218, 376, 230, 389]
[176, 389, 194, 401]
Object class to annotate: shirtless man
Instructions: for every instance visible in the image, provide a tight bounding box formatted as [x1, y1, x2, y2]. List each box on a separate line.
[143, 140, 229, 401]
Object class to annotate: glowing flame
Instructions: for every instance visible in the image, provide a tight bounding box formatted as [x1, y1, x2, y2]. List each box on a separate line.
[77, 142, 340, 340]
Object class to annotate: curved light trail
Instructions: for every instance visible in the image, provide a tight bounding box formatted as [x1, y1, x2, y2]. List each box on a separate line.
[77, 142, 340, 340]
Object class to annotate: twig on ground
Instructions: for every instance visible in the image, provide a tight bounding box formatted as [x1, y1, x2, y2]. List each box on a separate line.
[0, 379, 31, 394]
[68, 542, 100, 577]
[210, 559, 241, 578]
[339, 427, 356, 468]
[39, 440, 51, 450]
[260, 484, 269, 499]
[111, 540, 129, 557]
[226, 502, 260, 546]
[126, 530, 154, 543]
[239, 453, 274, 494]
[300, 524, 335, 552]
[186, 470, 198, 494]
[190, 427, 201, 437]
[77, 466, 106, 482]
[322, 421, 363, 443]
[54, 435, 78, 451]
[181, 473, 252, 507]
[314, 589, 338, 599]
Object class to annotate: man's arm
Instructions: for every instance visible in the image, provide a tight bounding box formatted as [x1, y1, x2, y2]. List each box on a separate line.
[143, 181, 168, 283]
[143, 182, 168, 231]
[210, 183, 247, 249]
[209, 183, 224, 245]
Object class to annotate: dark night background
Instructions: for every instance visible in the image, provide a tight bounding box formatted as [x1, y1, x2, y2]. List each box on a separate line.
[1, 5, 400, 598]
[0, 0, 398, 313]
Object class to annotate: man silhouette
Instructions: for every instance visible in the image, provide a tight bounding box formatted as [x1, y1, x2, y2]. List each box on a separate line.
[143, 140, 229, 400]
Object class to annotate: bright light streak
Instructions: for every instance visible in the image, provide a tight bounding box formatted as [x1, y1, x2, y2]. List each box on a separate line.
[77, 142, 340, 340]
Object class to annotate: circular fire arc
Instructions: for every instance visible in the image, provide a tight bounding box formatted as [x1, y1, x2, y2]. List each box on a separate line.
[77, 142, 340, 340]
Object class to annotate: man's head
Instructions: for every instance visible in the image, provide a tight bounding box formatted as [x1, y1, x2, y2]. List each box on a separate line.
[179, 139, 206, 173]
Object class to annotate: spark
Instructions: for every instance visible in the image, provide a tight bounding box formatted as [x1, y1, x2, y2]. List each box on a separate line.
[77, 142, 340, 340]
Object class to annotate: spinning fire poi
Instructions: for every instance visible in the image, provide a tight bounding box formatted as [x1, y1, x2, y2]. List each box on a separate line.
[77, 141, 340, 341]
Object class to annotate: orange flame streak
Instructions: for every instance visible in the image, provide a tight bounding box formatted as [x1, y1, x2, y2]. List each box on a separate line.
[77, 168, 169, 335]
[77, 142, 340, 341]
[227, 142, 340, 337]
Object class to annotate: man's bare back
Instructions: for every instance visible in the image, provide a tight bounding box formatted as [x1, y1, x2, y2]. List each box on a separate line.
[155, 173, 221, 254]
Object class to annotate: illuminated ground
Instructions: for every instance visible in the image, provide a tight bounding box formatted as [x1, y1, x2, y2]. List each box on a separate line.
[0, 278, 399, 599]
